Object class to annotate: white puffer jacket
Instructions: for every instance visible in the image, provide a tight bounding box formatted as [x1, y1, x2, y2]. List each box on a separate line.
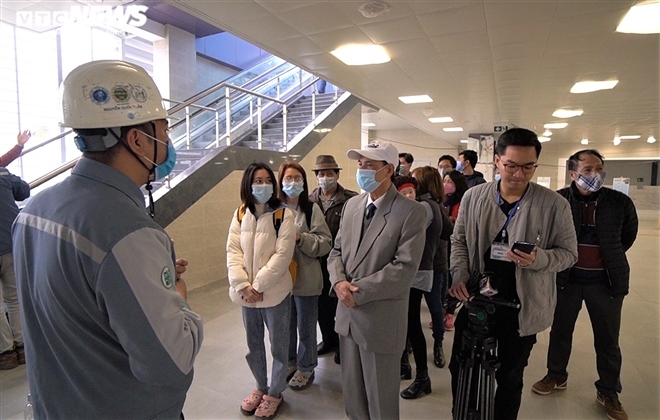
[226, 205, 295, 307]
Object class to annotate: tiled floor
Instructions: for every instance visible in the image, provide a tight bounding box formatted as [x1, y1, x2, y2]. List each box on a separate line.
[1, 210, 658, 419]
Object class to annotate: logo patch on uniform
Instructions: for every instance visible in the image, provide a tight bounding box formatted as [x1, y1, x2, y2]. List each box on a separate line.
[161, 266, 174, 289]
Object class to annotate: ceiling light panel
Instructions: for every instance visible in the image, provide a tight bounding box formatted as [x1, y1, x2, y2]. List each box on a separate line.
[616, 2, 660, 34]
[619, 135, 640, 140]
[543, 123, 568, 129]
[331, 44, 390, 66]
[552, 109, 583, 118]
[398, 95, 433, 104]
[428, 117, 453, 123]
[570, 80, 618, 94]
[443, 127, 463, 132]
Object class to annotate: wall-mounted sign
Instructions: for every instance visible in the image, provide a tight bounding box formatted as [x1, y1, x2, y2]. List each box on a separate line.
[494, 125, 508, 132]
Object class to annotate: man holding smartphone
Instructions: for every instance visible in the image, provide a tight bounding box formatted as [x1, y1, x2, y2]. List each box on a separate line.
[532, 150, 637, 420]
[448, 128, 578, 420]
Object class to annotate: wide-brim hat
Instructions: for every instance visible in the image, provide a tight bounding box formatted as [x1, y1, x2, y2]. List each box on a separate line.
[312, 155, 342, 171]
[347, 141, 398, 166]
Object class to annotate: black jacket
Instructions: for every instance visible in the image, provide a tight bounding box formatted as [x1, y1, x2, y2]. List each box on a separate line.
[309, 183, 358, 242]
[556, 183, 638, 296]
[465, 171, 486, 188]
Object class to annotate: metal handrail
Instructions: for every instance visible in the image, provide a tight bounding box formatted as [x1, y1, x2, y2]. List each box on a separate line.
[23, 60, 326, 191]
[19, 129, 73, 157]
[28, 158, 79, 189]
[17, 57, 288, 161]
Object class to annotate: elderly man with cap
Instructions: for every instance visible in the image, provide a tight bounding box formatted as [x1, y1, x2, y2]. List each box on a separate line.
[12, 60, 203, 419]
[327, 141, 426, 419]
[309, 155, 357, 364]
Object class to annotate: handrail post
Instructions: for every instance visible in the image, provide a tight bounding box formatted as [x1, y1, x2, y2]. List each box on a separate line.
[215, 110, 220, 148]
[249, 96, 254, 125]
[185, 106, 191, 149]
[312, 86, 317, 119]
[277, 76, 281, 99]
[257, 97, 263, 150]
[282, 104, 288, 150]
[225, 87, 231, 146]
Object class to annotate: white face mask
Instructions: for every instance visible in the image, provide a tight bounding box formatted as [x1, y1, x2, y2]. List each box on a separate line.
[318, 176, 337, 191]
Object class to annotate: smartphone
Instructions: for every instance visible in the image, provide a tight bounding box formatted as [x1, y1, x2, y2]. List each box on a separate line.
[511, 241, 535, 254]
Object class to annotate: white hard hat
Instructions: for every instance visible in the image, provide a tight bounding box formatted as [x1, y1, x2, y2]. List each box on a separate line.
[61, 60, 167, 129]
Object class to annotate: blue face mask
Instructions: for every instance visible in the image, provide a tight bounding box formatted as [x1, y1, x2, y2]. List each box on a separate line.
[139, 130, 176, 180]
[252, 184, 273, 204]
[456, 161, 465, 172]
[356, 165, 388, 193]
[155, 141, 177, 180]
[282, 181, 304, 198]
[494, 173, 501, 182]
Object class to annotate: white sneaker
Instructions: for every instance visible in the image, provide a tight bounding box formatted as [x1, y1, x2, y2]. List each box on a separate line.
[288, 370, 315, 390]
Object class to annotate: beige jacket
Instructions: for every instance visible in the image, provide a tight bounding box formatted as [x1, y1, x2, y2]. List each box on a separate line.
[450, 181, 578, 336]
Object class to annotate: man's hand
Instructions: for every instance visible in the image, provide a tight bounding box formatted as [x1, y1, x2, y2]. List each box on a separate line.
[175, 258, 188, 281]
[507, 248, 536, 268]
[240, 285, 264, 304]
[449, 281, 470, 302]
[334, 280, 359, 308]
[176, 277, 188, 301]
[17, 130, 31, 146]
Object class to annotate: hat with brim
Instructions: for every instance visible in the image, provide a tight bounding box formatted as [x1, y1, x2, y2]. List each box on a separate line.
[347, 141, 398, 166]
[312, 155, 342, 171]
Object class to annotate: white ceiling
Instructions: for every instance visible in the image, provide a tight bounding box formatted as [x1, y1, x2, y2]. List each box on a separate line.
[172, 0, 658, 148]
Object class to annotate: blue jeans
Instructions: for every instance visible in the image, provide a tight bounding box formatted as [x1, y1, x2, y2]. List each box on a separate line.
[242, 296, 291, 397]
[289, 295, 318, 372]
[424, 270, 446, 345]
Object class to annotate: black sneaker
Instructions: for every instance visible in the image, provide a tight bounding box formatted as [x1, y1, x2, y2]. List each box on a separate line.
[0, 350, 18, 370]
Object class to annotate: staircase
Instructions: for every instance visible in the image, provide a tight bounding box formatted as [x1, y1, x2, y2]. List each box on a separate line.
[239, 93, 339, 151]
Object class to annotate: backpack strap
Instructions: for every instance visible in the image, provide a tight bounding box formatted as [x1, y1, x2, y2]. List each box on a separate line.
[272, 207, 285, 237]
[236, 205, 246, 223]
[303, 202, 314, 230]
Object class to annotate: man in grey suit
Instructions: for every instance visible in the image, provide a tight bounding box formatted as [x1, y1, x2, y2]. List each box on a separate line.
[328, 141, 426, 419]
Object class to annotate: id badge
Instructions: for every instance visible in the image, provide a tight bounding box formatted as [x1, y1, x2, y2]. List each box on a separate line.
[490, 242, 510, 262]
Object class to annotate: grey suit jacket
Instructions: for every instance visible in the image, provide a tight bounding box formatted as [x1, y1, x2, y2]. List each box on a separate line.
[328, 185, 426, 354]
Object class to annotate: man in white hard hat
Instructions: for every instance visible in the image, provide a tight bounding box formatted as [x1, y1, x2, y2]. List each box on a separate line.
[12, 60, 203, 419]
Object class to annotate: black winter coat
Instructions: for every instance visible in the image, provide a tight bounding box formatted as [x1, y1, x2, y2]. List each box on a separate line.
[556, 183, 638, 296]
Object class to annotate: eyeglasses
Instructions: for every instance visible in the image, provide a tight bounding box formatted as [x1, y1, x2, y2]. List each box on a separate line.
[502, 163, 538, 174]
[283, 176, 303, 183]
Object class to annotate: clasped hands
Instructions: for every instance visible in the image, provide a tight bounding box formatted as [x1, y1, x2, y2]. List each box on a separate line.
[334, 280, 360, 308]
[240, 285, 264, 304]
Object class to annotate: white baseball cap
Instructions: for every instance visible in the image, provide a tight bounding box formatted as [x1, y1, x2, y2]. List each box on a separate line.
[347, 141, 398, 166]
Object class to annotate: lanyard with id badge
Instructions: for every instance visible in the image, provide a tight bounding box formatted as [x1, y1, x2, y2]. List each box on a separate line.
[490, 188, 527, 263]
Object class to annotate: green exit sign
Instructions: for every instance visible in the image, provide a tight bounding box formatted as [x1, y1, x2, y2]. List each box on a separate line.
[494, 125, 508, 132]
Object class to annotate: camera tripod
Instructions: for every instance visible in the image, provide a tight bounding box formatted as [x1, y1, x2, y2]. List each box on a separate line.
[453, 295, 520, 420]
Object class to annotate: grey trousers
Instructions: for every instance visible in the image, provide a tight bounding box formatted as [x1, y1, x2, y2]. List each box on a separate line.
[340, 332, 400, 420]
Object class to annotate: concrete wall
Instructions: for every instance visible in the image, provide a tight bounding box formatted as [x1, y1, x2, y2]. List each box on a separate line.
[196, 55, 237, 93]
[165, 105, 362, 291]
